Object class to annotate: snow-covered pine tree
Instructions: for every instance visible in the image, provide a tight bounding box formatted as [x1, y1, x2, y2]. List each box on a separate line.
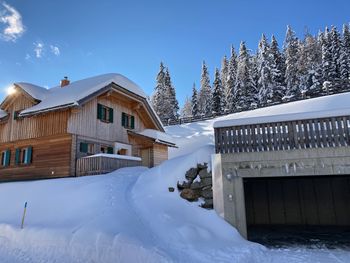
[257, 34, 274, 106]
[284, 25, 301, 101]
[164, 67, 179, 121]
[220, 55, 229, 110]
[225, 46, 238, 113]
[191, 83, 199, 118]
[322, 27, 333, 86]
[269, 35, 286, 103]
[329, 26, 341, 82]
[212, 68, 224, 115]
[340, 24, 350, 82]
[151, 62, 167, 120]
[235, 41, 257, 111]
[180, 96, 192, 118]
[198, 61, 212, 116]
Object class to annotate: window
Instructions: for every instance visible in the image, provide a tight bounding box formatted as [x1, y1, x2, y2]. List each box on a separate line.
[13, 110, 21, 120]
[100, 146, 114, 154]
[14, 147, 32, 165]
[1, 149, 11, 167]
[80, 142, 95, 154]
[121, 112, 135, 129]
[97, 103, 113, 123]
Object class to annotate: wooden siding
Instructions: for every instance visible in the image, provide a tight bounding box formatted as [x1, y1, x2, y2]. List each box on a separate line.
[0, 92, 69, 143]
[76, 155, 141, 176]
[152, 144, 168, 166]
[67, 97, 146, 144]
[0, 134, 72, 181]
[215, 116, 350, 154]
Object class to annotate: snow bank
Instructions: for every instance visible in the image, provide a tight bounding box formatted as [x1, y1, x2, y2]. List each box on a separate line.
[214, 92, 350, 128]
[132, 146, 265, 262]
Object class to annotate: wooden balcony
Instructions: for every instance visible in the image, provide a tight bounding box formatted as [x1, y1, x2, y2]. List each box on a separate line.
[76, 154, 142, 176]
[214, 116, 350, 154]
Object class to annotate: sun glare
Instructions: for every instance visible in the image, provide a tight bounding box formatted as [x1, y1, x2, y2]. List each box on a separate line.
[6, 86, 16, 95]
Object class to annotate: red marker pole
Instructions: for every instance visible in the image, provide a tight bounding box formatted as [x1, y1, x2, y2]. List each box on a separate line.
[21, 202, 27, 229]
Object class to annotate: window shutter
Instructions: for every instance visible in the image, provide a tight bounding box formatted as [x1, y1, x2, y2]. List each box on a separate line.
[109, 108, 114, 123]
[26, 146, 33, 164]
[131, 116, 135, 129]
[80, 142, 88, 153]
[121, 112, 126, 126]
[97, 104, 103, 120]
[5, 149, 11, 167]
[15, 148, 20, 165]
[107, 147, 114, 154]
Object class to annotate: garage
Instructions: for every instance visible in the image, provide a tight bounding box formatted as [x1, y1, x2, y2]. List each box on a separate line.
[244, 175, 350, 247]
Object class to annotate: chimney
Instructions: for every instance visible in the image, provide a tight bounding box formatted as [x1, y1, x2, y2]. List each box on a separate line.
[60, 76, 70, 88]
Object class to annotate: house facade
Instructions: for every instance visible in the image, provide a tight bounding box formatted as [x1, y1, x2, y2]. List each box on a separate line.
[0, 73, 175, 182]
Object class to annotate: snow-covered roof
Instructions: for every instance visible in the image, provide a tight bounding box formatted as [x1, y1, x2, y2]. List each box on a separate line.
[19, 73, 147, 115]
[214, 92, 350, 128]
[14, 82, 49, 101]
[129, 129, 176, 146]
[0, 109, 7, 119]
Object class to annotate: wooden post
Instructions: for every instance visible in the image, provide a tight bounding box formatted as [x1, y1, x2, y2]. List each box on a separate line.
[21, 202, 27, 229]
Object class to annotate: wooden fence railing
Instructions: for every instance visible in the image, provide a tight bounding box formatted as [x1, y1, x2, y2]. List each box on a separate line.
[76, 155, 142, 176]
[215, 116, 350, 154]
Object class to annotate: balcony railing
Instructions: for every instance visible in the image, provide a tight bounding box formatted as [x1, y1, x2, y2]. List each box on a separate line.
[215, 116, 350, 154]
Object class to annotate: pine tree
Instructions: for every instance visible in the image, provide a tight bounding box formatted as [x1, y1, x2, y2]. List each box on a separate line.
[220, 55, 229, 110]
[235, 41, 257, 110]
[225, 46, 238, 112]
[164, 67, 179, 121]
[322, 27, 333, 84]
[340, 24, 350, 81]
[198, 61, 212, 116]
[191, 83, 199, 117]
[257, 34, 274, 106]
[269, 35, 285, 103]
[151, 62, 167, 120]
[284, 25, 301, 101]
[329, 26, 341, 81]
[212, 68, 224, 115]
[180, 96, 192, 118]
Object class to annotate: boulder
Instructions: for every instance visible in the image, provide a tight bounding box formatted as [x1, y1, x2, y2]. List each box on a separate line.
[200, 177, 212, 188]
[198, 169, 211, 179]
[201, 188, 213, 199]
[177, 181, 191, 190]
[190, 181, 201, 190]
[200, 198, 213, 209]
[185, 168, 198, 181]
[180, 189, 200, 202]
[168, 187, 175, 192]
[197, 163, 208, 170]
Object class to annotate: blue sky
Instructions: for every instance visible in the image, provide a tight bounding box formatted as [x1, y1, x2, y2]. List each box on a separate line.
[0, 0, 349, 106]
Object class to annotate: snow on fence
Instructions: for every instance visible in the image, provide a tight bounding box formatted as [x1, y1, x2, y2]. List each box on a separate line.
[214, 116, 350, 154]
[76, 155, 142, 176]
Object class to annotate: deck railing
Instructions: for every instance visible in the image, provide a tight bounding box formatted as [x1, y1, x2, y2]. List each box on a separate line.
[215, 116, 350, 154]
[76, 155, 142, 176]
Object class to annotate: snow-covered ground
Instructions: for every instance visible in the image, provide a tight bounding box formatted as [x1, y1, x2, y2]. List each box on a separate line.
[0, 118, 349, 262]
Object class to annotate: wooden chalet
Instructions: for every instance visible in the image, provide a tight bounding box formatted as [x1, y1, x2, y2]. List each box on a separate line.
[0, 73, 176, 181]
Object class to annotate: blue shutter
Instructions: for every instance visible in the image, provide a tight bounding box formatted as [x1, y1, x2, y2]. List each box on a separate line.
[131, 116, 135, 129]
[26, 146, 33, 164]
[5, 149, 11, 167]
[109, 108, 114, 123]
[80, 142, 88, 153]
[107, 147, 114, 154]
[121, 112, 126, 127]
[15, 148, 20, 165]
[97, 104, 103, 120]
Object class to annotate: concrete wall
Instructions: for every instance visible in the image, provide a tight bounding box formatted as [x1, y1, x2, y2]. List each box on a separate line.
[212, 146, 350, 238]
